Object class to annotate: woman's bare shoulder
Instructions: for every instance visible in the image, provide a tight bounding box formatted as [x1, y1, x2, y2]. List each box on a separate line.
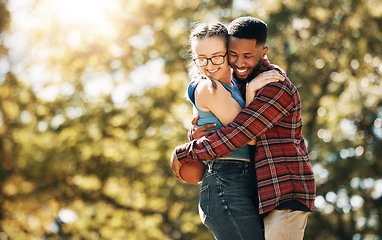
[194, 78, 218, 96]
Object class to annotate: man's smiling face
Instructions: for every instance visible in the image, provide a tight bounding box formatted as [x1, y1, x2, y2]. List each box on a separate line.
[228, 36, 268, 82]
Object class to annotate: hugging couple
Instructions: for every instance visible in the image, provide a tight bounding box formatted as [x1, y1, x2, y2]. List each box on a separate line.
[170, 16, 316, 240]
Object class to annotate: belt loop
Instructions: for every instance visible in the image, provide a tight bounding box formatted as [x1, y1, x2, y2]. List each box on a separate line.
[207, 160, 213, 173]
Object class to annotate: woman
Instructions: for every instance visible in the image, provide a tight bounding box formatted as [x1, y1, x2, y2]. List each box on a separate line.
[185, 22, 283, 240]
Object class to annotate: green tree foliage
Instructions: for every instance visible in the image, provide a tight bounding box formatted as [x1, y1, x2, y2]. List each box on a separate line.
[0, 0, 381, 239]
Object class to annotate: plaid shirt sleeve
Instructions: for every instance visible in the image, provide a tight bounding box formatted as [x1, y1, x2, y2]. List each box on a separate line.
[175, 81, 295, 164]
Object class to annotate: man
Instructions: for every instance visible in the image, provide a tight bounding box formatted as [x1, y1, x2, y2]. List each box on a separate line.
[171, 17, 316, 240]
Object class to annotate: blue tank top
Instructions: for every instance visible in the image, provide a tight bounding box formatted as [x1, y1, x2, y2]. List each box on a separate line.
[187, 78, 250, 160]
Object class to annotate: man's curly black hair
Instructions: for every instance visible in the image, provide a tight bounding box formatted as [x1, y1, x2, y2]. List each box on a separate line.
[228, 16, 267, 45]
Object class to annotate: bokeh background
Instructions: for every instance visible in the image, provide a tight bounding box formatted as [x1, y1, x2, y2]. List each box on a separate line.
[0, 0, 381, 239]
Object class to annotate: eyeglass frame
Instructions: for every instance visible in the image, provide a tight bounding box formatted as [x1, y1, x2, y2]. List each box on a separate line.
[193, 52, 228, 67]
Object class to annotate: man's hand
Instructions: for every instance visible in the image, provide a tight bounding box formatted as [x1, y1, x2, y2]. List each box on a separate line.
[189, 115, 217, 140]
[170, 150, 185, 182]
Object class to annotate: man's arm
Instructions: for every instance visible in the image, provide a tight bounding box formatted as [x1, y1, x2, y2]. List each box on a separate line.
[175, 81, 296, 164]
[188, 71, 284, 141]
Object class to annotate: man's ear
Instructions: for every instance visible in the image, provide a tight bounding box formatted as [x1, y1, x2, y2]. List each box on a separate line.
[261, 46, 268, 59]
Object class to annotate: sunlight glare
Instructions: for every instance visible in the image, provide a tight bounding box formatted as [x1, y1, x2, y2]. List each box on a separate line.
[50, 0, 106, 25]
[40, 0, 117, 38]
[58, 209, 78, 223]
[372, 179, 382, 199]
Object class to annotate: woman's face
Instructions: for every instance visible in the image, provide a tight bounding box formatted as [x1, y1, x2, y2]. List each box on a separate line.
[191, 36, 230, 81]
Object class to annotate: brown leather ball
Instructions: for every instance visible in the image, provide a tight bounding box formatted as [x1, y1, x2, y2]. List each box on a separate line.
[179, 161, 207, 185]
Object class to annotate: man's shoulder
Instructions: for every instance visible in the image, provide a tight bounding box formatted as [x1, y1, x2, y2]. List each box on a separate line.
[257, 78, 295, 97]
[267, 66, 298, 96]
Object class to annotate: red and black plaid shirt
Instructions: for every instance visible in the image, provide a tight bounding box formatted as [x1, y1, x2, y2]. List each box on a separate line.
[175, 59, 316, 215]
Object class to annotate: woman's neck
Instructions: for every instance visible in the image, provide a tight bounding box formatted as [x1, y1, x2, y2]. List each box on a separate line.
[218, 69, 232, 86]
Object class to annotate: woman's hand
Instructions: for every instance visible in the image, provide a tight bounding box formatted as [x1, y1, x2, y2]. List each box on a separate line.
[246, 70, 285, 106]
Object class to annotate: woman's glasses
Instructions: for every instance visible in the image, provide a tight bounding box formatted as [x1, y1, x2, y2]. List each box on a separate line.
[193, 52, 227, 67]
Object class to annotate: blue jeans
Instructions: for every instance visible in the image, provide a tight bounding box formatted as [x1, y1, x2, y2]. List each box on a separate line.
[198, 160, 264, 240]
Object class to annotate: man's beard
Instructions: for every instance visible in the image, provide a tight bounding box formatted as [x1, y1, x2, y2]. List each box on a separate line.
[232, 58, 264, 83]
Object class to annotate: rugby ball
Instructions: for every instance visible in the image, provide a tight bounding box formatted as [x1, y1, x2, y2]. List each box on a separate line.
[179, 161, 207, 185]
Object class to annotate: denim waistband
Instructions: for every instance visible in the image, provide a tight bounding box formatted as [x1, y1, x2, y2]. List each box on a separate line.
[206, 160, 252, 171]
